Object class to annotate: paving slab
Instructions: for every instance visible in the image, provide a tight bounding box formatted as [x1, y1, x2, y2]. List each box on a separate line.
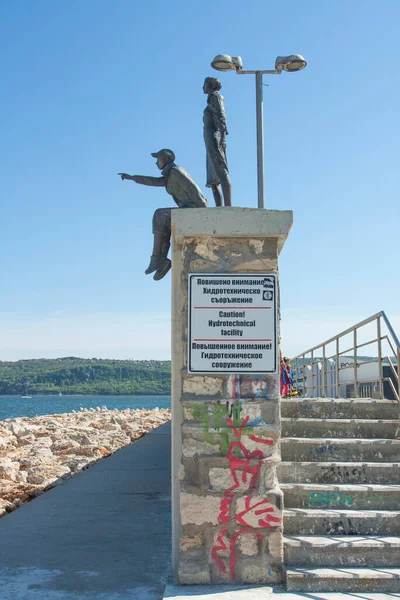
[0, 421, 172, 600]
[164, 583, 400, 599]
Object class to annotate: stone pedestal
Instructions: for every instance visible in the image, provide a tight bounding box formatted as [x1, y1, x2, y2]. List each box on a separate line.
[171, 207, 293, 585]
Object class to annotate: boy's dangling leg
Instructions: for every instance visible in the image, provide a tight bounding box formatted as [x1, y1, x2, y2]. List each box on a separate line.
[145, 232, 166, 275]
[146, 207, 172, 276]
[153, 237, 171, 280]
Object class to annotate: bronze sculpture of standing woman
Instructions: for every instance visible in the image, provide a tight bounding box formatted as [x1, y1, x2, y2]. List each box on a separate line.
[203, 77, 232, 207]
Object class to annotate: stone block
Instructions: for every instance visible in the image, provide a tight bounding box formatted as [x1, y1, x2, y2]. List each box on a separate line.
[179, 540, 211, 584]
[191, 239, 220, 261]
[232, 259, 277, 272]
[180, 532, 204, 552]
[183, 376, 224, 397]
[211, 530, 230, 558]
[179, 568, 211, 585]
[178, 463, 185, 481]
[238, 532, 260, 556]
[181, 455, 231, 490]
[235, 493, 283, 529]
[187, 259, 221, 272]
[266, 531, 283, 560]
[210, 563, 232, 584]
[248, 239, 264, 254]
[182, 436, 220, 459]
[180, 492, 221, 526]
[209, 467, 246, 493]
[238, 560, 282, 584]
[261, 463, 279, 491]
[259, 400, 280, 424]
[235, 429, 280, 460]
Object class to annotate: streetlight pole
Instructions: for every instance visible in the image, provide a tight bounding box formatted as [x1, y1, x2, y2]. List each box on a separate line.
[237, 68, 281, 209]
[255, 72, 264, 209]
[211, 54, 307, 209]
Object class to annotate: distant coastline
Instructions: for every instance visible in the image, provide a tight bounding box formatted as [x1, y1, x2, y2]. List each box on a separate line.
[0, 393, 172, 421]
[0, 393, 171, 397]
[0, 357, 171, 396]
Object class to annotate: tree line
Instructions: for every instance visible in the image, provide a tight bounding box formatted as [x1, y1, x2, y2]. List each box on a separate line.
[0, 357, 171, 395]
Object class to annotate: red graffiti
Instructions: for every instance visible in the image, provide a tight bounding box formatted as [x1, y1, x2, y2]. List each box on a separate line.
[236, 496, 282, 528]
[217, 443, 263, 525]
[229, 529, 263, 579]
[211, 412, 281, 580]
[227, 442, 263, 491]
[218, 496, 231, 524]
[227, 415, 249, 438]
[249, 434, 274, 446]
[211, 529, 228, 573]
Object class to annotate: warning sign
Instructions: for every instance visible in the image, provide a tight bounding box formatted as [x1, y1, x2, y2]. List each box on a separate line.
[188, 273, 278, 374]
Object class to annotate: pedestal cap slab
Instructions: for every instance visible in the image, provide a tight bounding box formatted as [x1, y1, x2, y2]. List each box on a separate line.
[172, 208, 293, 255]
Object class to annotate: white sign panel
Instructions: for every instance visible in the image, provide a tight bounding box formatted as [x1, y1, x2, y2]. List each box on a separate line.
[188, 273, 278, 374]
[338, 358, 380, 384]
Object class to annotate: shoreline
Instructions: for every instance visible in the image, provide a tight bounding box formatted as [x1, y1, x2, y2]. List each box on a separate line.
[0, 407, 171, 519]
[0, 393, 172, 397]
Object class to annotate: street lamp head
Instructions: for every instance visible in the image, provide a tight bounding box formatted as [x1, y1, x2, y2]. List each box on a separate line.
[211, 54, 243, 72]
[275, 54, 307, 72]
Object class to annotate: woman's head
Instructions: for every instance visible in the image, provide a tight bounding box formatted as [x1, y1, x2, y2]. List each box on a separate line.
[203, 77, 222, 94]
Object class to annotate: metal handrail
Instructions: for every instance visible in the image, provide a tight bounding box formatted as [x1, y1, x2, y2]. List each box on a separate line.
[290, 311, 399, 401]
[382, 310, 400, 349]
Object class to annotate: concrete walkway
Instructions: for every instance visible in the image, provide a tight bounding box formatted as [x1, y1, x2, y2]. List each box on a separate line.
[0, 421, 172, 600]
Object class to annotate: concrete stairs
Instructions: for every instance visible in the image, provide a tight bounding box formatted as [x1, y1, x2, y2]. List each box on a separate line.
[279, 398, 400, 593]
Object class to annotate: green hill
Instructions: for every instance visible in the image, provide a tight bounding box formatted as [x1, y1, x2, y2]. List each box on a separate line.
[0, 358, 171, 395]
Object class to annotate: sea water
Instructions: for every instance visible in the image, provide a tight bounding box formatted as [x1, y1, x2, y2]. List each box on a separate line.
[0, 395, 171, 421]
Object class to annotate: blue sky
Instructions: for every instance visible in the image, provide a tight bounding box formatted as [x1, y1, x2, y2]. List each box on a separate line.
[1, 0, 399, 360]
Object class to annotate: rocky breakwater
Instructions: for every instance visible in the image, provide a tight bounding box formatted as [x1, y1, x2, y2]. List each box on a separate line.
[0, 407, 170, 518]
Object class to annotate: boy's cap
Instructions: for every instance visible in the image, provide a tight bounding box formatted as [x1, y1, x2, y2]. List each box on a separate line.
[151, 149, 175, 161]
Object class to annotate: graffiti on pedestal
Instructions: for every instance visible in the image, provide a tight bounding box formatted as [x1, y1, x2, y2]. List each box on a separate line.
[210, 413, 281, 580]
[190, 374, 275, 456]
[236, 374, 272, 399]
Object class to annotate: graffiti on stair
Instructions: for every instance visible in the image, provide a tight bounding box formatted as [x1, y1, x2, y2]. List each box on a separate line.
[211, 405, 281, 580]
[319, 464, 370, 484]
[323, 518, 361, 535]
[310, 444, 344, 458]
[308, 490, 353, 508]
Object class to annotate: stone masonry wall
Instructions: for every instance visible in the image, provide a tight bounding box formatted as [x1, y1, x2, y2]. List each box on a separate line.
[173, 232, 283, 585]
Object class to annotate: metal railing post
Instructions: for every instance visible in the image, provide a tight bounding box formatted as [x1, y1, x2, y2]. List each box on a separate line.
[354, 329, 358, 398]
[311, 350, 314, 398]
[397, 347, 400, 404]
[335, 338, 340, 398]
[377, 316, 384, 399]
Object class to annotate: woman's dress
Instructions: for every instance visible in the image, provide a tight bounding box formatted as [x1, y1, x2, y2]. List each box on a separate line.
[203, 91, 229, 188]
